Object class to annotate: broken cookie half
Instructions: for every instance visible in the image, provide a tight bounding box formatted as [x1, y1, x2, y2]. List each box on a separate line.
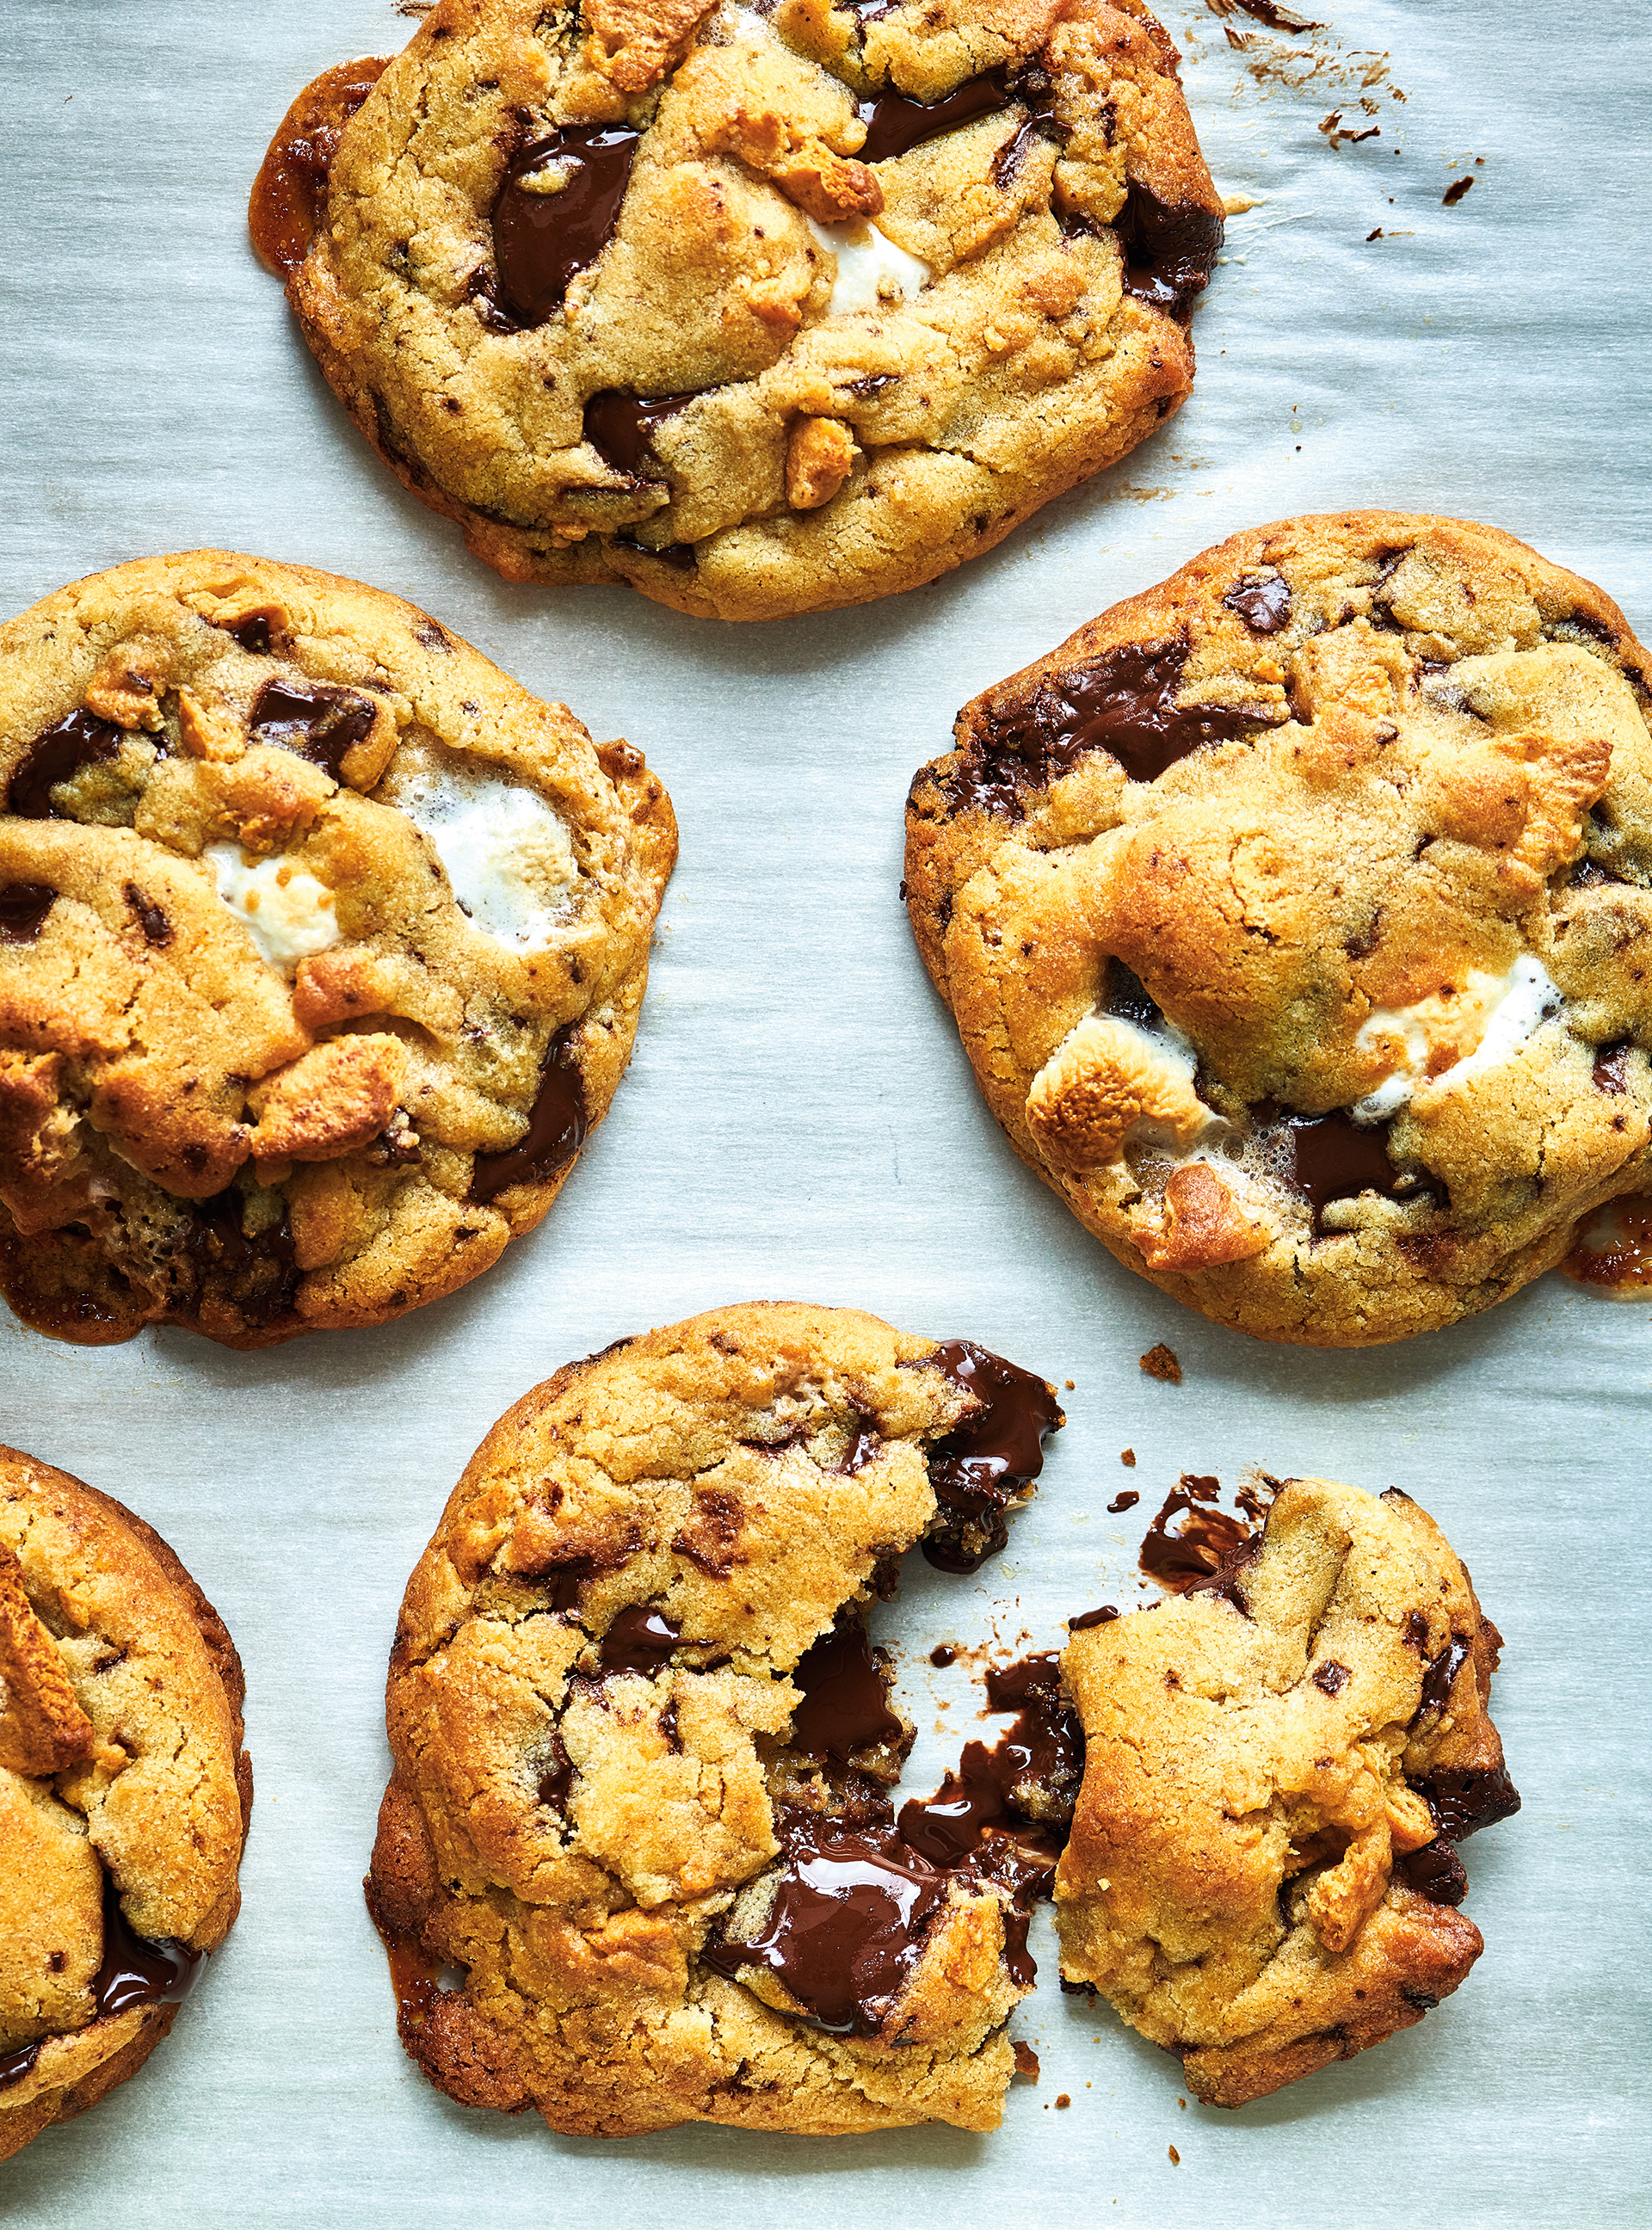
[366, 1302, 1063, 2135]
[1055, 1475, 1519, 2106]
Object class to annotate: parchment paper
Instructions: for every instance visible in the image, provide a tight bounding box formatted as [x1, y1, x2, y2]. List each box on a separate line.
[1, 1, 1648, 2221]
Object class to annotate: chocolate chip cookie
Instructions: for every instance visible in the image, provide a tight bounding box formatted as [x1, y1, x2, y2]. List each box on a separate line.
[0, 551, 675, 1348]
[252, 0, 1222, 621]
[905, 512, 1652, 1344]
[1056, 1475, 1518, 2107]
[366, 1302, 1063, 2135]
[0, 1446, 251, 2161]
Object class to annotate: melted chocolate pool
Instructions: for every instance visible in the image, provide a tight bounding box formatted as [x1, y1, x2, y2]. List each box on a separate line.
[92, 1875, 205, 2020]
[583, 390, 694, 478]
[9, 710, 122, 819]
[1116, 182, 1224, 320]
[920, 1340, 1062, 1571]
[492, 127, 641, 327]
[1138, 1475, 1266, 1608]
[790, 1621, 903, 1762]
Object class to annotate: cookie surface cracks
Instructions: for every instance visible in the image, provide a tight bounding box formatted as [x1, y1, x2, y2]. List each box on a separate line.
[904, 510, 1652, 1344]
[279, 0, 1221, 619]
[0, 551, 675, 1348]
[369, 1303, 1057, 2135]
[1056, 1476, 1518, 2106]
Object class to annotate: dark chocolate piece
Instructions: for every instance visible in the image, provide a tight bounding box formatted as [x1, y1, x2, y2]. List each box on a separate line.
[790, 1620, 903, 1761]
[1223, 572, 1292, 633]
[919, 1340, 1061, 1572]
[1397, 1836, 1469, 1906]
[1068, 1605, 1119, 1630]
[1413, 1635, 1471, 1724]
[956, 637, 1257, 814]
[929, 1644, 958, 1666]
[1103, 960, 1164, 1031]
[249, 677, 377, 779]
[1593, 1040, 1630, 1093]
[583, 390, 694, 478]
[492, 127, 641, 327]
[537, 1734, 575, 1812]
[613, 531, 697, 570]
[470, 1027, 587, 1202]
[1312, 1660, 1350, 1695]
[839, 1416, 882, 1475]
[1107, 1490, 1140, 1514]
[9, 710, 122, 819]
[0, 884, 55, 942]
[597, 1605, 681, 1676]
[1139, 1484, 1256, 1602]
[0, 2042, 41, 2091]
[1280, 1108, 1408, 1222]
[857, 71, 1012, 163]
[93, 1875, 204, 2020]
[124, 884, 173, 949]
[1116, 182, 1224, 320]
[1414, 1763, 1521, 1841]
[185, 1190, 299, 1329]
[225, 612, 274, 654]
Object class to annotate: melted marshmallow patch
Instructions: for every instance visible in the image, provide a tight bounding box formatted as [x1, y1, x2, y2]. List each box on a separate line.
[806, 216, 933, 316]
[206, 843, 342, 973]
[391, 765, 576, 948]
[1353, 955, 1563, 1121]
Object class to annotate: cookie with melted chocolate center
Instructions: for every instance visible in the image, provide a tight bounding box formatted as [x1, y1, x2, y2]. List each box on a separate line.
[367, 1302, 1063, 2135]
[905, 511, 1652, 1344]
[1056, 1475, 1518, 2107]
[0, 551, 675, 1349]
[253, 0, 1222, 620]
[0, 1446, 251, 2161]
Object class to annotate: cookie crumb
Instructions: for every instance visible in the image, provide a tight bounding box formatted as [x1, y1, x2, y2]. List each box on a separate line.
[1168, 2145, 1181, 2165]
[1120, 1449, 1137, 1467]
[1177, 2096, 1187, 2109]
[1065, 1378, 1076, 1390]
[1442, 176, 1473, 205]
[1055, 2092, 1071, 2108]
[1014, 2041, 1041, 2080]
[1139, 1344, 1182, 1383]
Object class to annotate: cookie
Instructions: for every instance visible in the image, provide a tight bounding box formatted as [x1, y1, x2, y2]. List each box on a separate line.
[1055, 1475, 1518, 2108]
[0, 551, 675, 1348]
[905, 511, 1652, 1344]
[252, 0, 1222, 621]
[366, 1302, 1063, 2135]
[0, 1447, 251, 2162]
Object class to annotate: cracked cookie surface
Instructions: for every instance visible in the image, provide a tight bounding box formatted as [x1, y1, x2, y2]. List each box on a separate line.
[904, 511, 1652, 1344]
[1056, 1475, 1518, 2107]
[256, 0, 1221, 620]
[0, 1447, 251, 2162]
[0, 551, 675, 1349]
[367, 1301, 1063, 2135]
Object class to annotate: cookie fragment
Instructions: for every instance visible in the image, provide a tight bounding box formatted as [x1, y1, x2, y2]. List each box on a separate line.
[0, 1447, 250, 2162]
[0, 551, 675, 1348]
[260, 0, 1223, 619]
[905, 510, 1652, 1345]
[367, 1303, 1063, 2136]
[1055, 1476, 1519, 2106]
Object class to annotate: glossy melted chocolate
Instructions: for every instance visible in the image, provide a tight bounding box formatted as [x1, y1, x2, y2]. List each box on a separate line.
[93, 1875, 205, 2020]
[583, 390, 694, 478]
[1223, 572, 1292, 633]
[0, 2042, 40, 2091]
[856, 72, 1014, 163]
[0, 884, 55, 941]
[249, 678, 377, 779]
[249, 58, 390, 277]
[597, 1605, 681, 1676]
[470, 1027, 587, 1202]
[920, 1340, 1062, 1572]
[1279, 1109, 1408, 1222]
[1138, 1477, 1261, 1606]
[1116, 182, 1224, 320]
[492, 128, 641, 328]
[9, 710, 122, 819]
[790, 1621, 903, 1762]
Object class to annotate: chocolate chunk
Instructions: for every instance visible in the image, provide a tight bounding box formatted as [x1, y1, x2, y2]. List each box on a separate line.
[1116, 182, 1224, 320]
[857, 71, 1012, 163]
[954, 638, 1259, 813]
[1107, 1490, 1140, 1513]
[225, 612, 275, 654]
[492, 127, 641, 328]
[249, 678, 378, 779]
[1312, 1660, 1350, 1695]
[536, 1733, 575, 1813]
[929, 1644, 958, 1666]
[919, 1340, 1062, 1572]
[790, 1620, 903, 1762]
[0, 2042, 41, 2091]
[1397, 1836, 1468, 1906]
[185, 1190, 299, 1328]
[596, 1605, 681, 1676]
[978, 1653, 1083, 1819]
[470, 1027, 587, 1203]
[839, 1416, 882, 1475]
[1139, 1342, 1181, 1382]
[9, 710, 122, 819]
[1412, 1636, 1471, 1724]
[1593, 1041, 1631, 1093]
[0, 884, 55, 942]
[1413, 1764, 1521, 1841]
[703, 1805, 951, 2036]
[1279, 1108, 1409, 1223]
[1068, 1605, 1119, 1630]
[93, 1875, 204, 2020]
[249, 57, 390, 277]
[123, 884, 173, 948]
[1223, 572, 1292, 633]
[1103, 960, 1164, 1032]
[583, 390, 694, 478]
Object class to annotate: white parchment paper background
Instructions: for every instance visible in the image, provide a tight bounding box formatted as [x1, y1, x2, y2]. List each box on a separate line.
[1, 1, 1648, 2221]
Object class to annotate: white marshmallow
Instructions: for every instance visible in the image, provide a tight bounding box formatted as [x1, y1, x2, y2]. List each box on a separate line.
[205, 844, 342, 974]
[391, 765, 576, 948]
[1353, 954, 1563, 1121]
[806, 215, 934, 316]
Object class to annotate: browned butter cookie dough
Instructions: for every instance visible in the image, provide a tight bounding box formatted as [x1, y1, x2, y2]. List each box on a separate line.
[367, 1302, 1065, 2135]
[1056, 1476, 1519, 2107]
[0, 1447, 251, 2162]
[905, 512, 1652, 1344]
[252, 0, 1223, 621]
[0, 552, 675, 1349]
